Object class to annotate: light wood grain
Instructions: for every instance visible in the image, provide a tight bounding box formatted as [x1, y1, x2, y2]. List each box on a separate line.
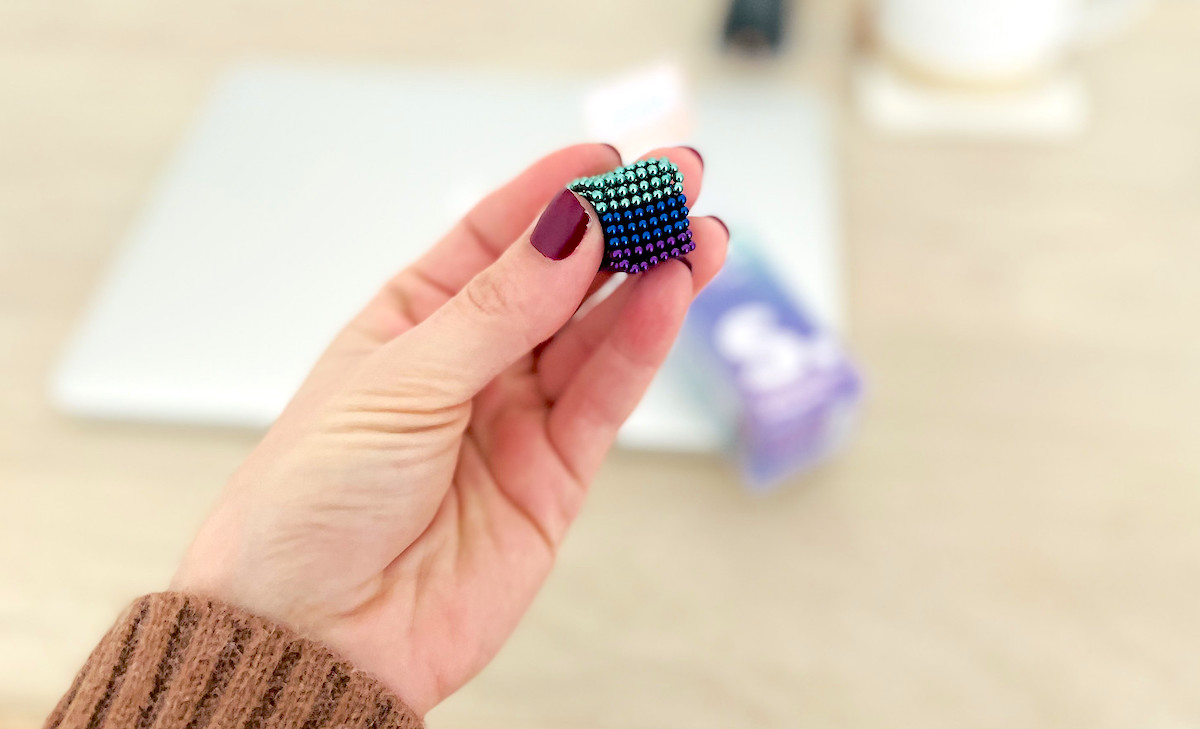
[3, 1, 1199, 727]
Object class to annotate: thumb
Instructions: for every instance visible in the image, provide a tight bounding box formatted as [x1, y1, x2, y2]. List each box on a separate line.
[383, 189, 603, 398]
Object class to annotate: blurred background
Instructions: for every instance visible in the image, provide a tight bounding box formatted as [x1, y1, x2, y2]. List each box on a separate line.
[3, 0, 1200, 727]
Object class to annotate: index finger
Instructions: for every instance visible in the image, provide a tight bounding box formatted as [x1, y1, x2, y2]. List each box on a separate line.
[409, 143, 621, 304]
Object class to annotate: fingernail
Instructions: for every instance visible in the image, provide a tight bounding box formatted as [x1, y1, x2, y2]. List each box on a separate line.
[677, 256, 694, 273]
[710, 215, 729, 237]
[681, 145, 703, 169]
[600, 143, 622, 163]
[531, 189, 590, 261]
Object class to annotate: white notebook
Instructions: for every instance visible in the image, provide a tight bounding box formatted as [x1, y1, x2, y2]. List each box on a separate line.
[52, 63, 841, 451]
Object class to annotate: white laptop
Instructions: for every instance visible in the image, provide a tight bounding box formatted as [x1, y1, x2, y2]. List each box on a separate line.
[51, 63, 841, 451]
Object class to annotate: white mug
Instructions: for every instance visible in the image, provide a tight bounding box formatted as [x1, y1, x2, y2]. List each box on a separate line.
[874, 0, 1149, 84]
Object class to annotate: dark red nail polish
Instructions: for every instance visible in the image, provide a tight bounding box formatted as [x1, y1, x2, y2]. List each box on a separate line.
[531, 189, 589, 261]
[681, 145, 703, 169]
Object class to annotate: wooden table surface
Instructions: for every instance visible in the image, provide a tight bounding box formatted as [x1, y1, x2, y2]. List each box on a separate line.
[3, 1, 1199, 727]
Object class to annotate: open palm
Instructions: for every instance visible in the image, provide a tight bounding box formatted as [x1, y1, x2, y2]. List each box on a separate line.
[174, 143, 728, 716]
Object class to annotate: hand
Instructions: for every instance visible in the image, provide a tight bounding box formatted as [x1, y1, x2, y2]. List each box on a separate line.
[173, 143, 729, 715]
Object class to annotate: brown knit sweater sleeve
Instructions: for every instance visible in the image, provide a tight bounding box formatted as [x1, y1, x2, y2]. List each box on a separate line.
[43, 593, 422, 729]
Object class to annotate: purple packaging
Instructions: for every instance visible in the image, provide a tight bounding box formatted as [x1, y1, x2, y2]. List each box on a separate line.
[681, 238, 862, 490]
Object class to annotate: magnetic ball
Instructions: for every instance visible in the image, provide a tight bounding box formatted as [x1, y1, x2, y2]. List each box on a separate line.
[568, 157, 695, 274]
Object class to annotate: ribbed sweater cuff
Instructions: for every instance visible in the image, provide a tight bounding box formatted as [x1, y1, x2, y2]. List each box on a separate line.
[44, 592, 422, 729]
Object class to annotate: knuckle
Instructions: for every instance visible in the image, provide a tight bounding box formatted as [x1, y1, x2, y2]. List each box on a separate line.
[463, 269, 517, 319]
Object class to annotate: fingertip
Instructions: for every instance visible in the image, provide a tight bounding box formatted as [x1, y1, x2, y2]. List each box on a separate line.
[709, 215, 729, 240]
[565, 190, 609, 267]
[598, 143, 622, 164]
[679, 216, 729, 292]
[679, 145, 703, 170]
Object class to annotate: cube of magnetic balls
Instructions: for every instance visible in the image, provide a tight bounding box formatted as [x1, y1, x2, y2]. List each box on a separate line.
[568, 158, 694, 273]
